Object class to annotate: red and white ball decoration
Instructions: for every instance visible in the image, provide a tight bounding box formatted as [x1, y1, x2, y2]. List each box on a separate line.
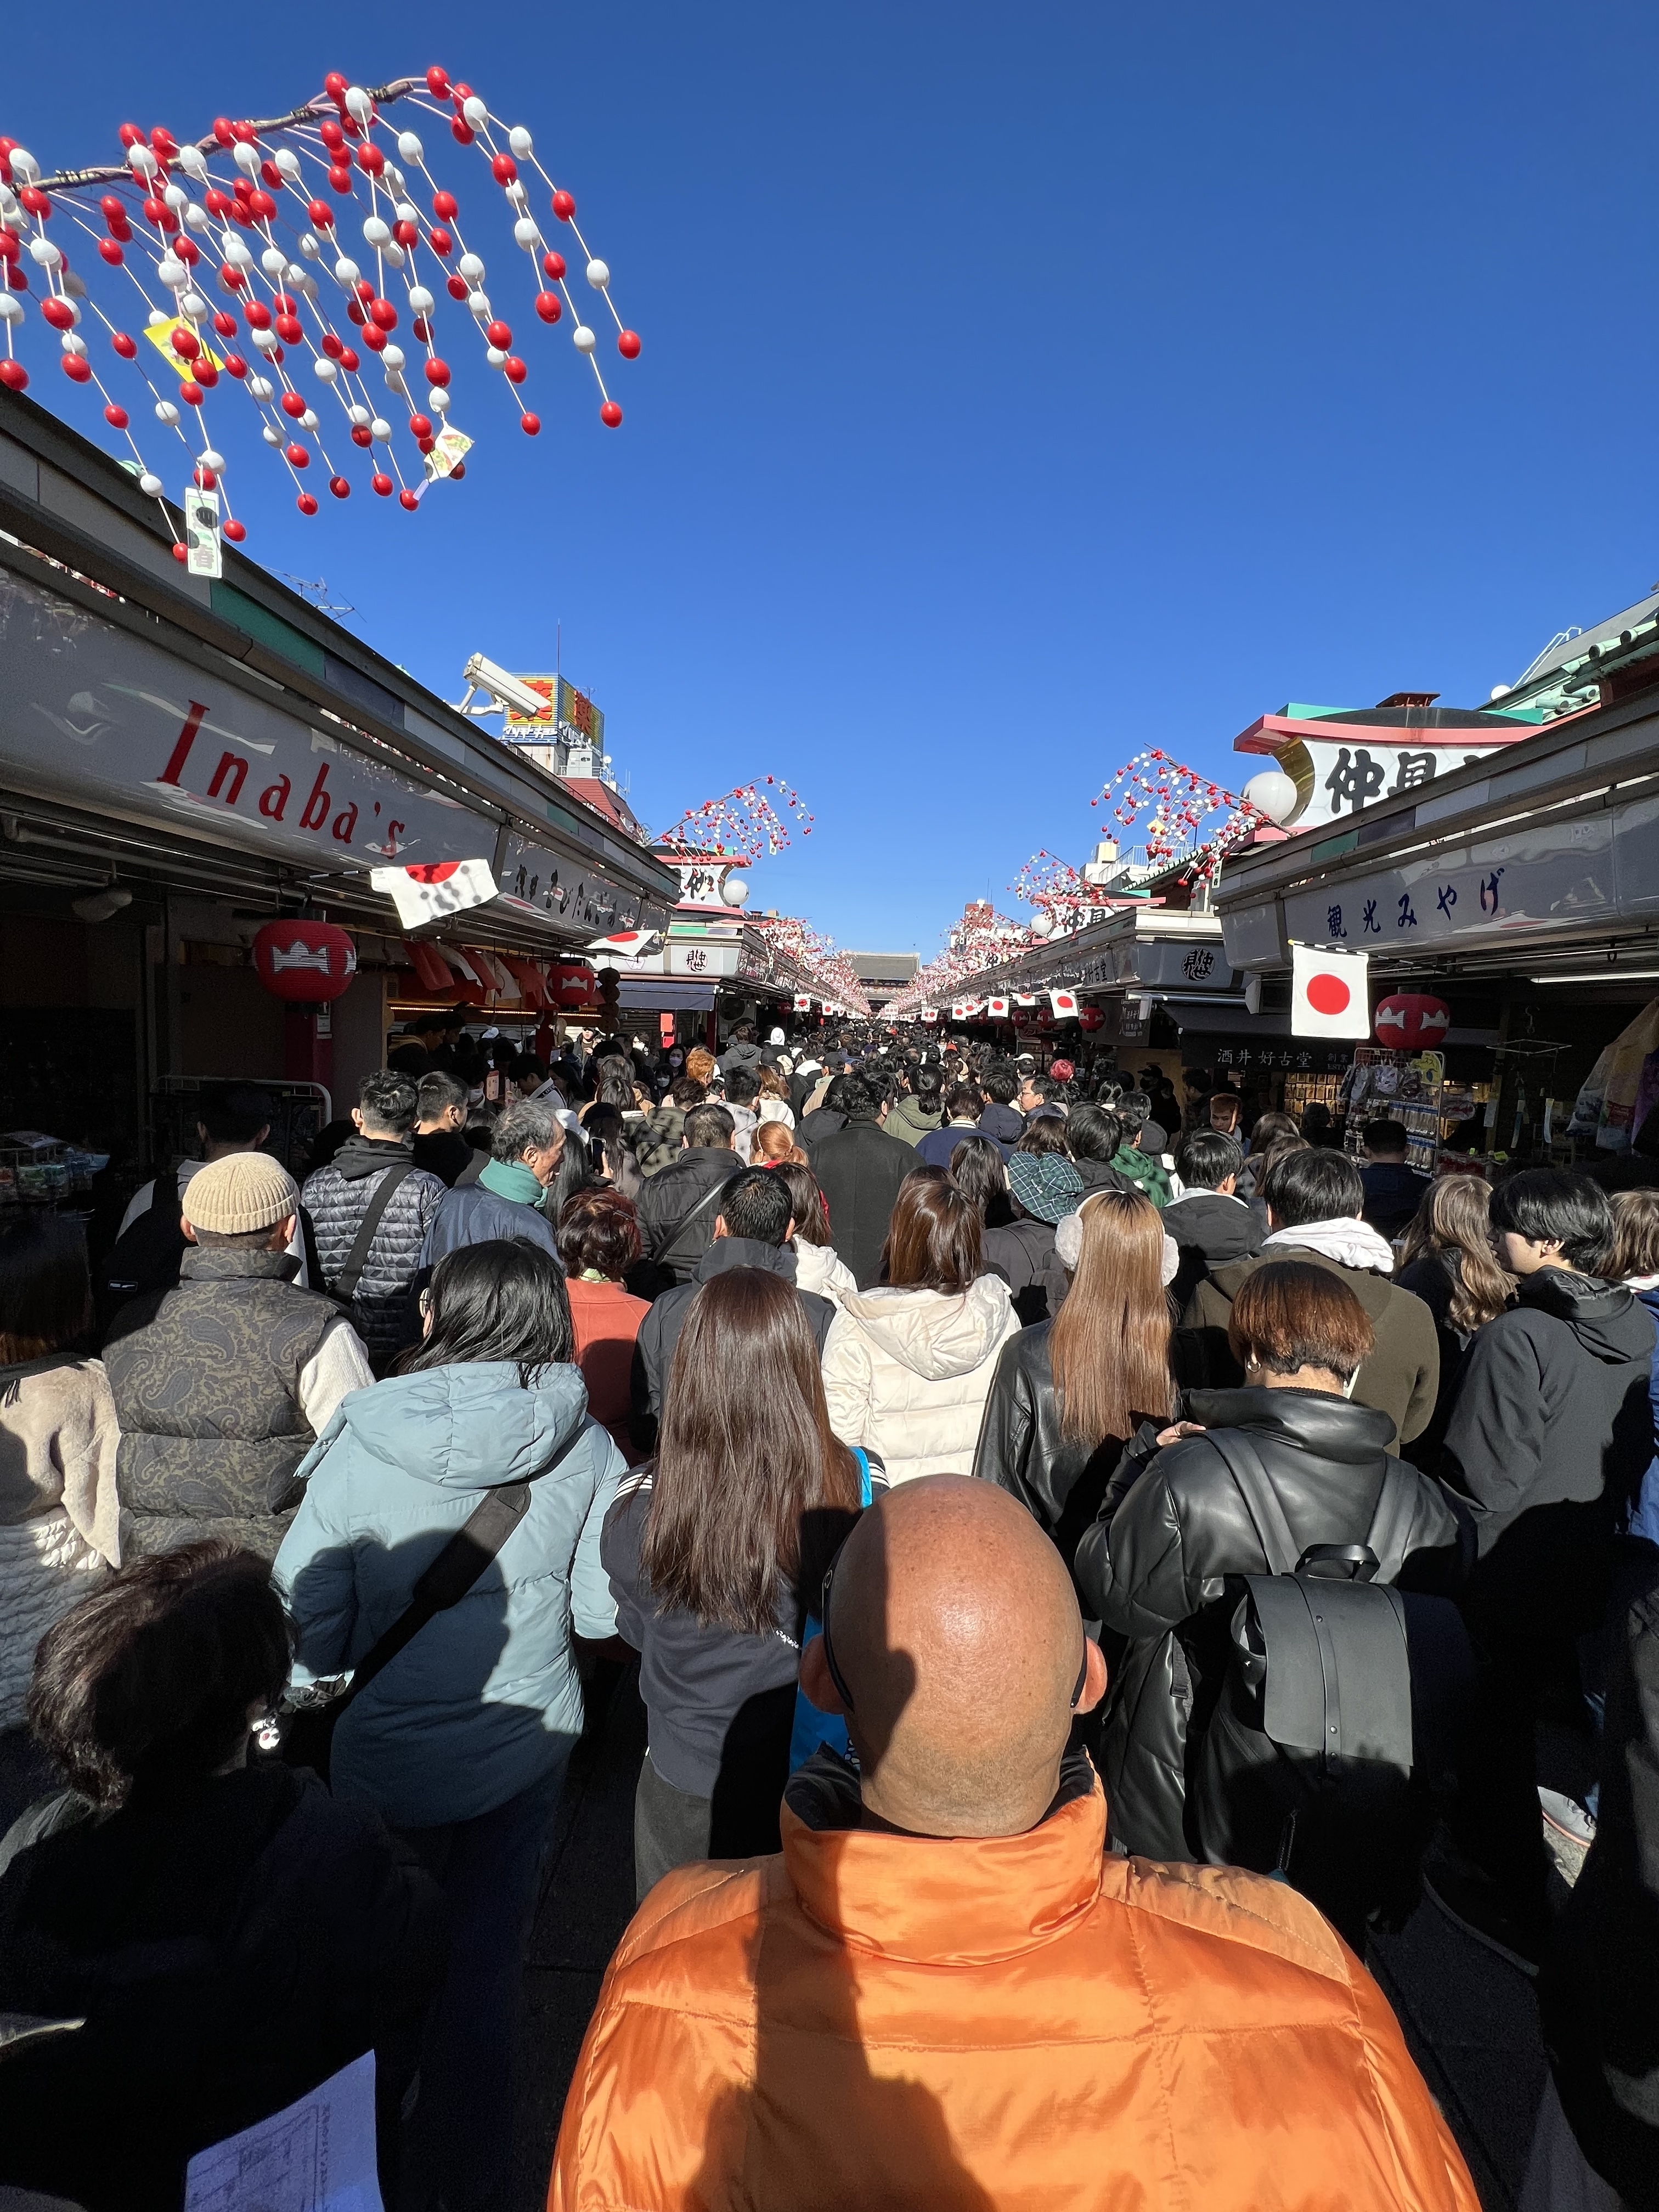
[0, 70, 640, 548]
[251, 917, 357, 1000]
[1373, 993, 1452, 1051]
[1094, 750, 1269, 886]
[659, 778, 815, 864]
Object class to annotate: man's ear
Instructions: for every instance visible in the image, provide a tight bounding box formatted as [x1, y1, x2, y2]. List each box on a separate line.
[351, 1107, 365, 1134]
[799, 1634, 845, 1717]
[712, 1215, 730, 1239]
[180, 1218, 199, 1245]
[1076, 1638, 1109, 1717]
[1216, 1175, 1237, 1196]
[783, 1216, 797, 1243]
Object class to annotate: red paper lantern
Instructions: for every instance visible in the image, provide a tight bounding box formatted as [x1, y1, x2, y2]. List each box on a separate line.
[1078, 1005, 1106, 1032]
[545, 960, 599, 1008]
[1373, 992, 1451, 1051]
[251, 919, 357, 1002]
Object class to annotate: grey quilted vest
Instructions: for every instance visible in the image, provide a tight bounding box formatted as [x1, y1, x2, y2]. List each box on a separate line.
[103, 1248, 336, 1560]
[301, 1138, 444, 1359]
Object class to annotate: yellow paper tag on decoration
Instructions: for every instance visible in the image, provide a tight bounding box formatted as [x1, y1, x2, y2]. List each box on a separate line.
[424, 426, 473, 482]
[143, 318, 224, 380]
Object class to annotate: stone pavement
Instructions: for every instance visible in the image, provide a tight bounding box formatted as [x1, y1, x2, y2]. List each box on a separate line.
[506, 1661, 1558, 2212]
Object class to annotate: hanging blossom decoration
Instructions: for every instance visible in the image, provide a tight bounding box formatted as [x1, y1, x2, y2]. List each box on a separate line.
[1093, 749, 1269, 887]
[0, 68, 640, 549]
[1009, 848, 1108, 934]
[885, 905, 1034, 1020]
[658, 777, 814, 865]
[751, 913, 871, 1018]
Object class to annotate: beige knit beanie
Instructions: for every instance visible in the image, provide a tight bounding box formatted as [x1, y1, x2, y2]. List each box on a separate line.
[182, 1152, 300, 1236]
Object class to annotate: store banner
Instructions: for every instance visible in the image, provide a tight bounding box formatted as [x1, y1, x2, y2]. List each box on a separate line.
[1291, 944, 1371, 1037]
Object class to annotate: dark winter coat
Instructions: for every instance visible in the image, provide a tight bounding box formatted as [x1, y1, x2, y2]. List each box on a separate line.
[1072, 1155, 1137, 1197]
[1630, 1279, 1659, 1547]
[634, 1146, 743, 1284]
[420, 1178, 558, 1266]
[811, 1116, 924, 1289]
[632, 1239, 836, 1457]
[1161, 1188, 1263, 1311]
[410, 1127, 474, 1188]
[1074, 1386, 1465, 1858]
[983, 1215, 1070, 1327]
[1441, 1266, 1655, 1636]
[719, 1040, 764, 1079]
[1393, 1249, 1493, 1475]
[795, 1107, 847, 1159]
[302, 1136, 445, 1360]
[914, 1119, 985, 1172]
[1183, 1248, 1440, 1451]
[977, 1102, 1024, 1154]
[102, 1248, 336, 1560]
[0, 1763, 447, 2212]
[972, 1319, 1209, 1575]
[1542, 1551, 1659, 2211]
[1361, 1160, 1432, 1241]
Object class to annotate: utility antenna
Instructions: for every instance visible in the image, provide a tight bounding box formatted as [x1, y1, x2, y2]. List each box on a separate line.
[279, 573, 355, 616]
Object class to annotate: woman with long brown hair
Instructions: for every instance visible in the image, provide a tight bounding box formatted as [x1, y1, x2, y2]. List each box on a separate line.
[602, 1267, 875, 1897]
[820, 1168, 1018, 1485]
[973, 1187, 1204, 1568]
[1395, 1173, 1513, 1470]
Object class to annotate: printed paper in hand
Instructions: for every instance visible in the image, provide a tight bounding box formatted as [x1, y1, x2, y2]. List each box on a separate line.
[183, 2049, 382, 2212]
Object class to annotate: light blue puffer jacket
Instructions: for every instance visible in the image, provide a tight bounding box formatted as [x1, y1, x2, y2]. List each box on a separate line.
[273, 1360, 624, 1828]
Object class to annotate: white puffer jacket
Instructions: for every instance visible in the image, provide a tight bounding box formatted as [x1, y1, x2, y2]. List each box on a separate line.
[0, 1357, 121, 1728]
[792, 1240, 859, 1310]
[821, 1275, 1019, 1485]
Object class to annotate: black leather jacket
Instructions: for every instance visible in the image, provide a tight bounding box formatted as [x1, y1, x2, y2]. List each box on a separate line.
[972, 1321, 1209, 1576]
[1073, 1386, 1466, 1860]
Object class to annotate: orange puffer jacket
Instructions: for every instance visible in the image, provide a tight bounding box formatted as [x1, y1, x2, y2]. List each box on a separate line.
[550, 1758, 1480, 2211]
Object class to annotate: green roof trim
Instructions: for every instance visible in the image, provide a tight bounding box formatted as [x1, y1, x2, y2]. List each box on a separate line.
[1311, 829, 1359, 862]
[1278, 703, 1348, 721]
[208, 582, 326, 679]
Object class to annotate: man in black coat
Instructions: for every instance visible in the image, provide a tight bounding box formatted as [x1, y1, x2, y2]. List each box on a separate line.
[1163, 1127, 1263, 1309]
[633, 1102, 742, 1285]
[811, 1081, 922, 1289]
[631, 1168, 835, 1454]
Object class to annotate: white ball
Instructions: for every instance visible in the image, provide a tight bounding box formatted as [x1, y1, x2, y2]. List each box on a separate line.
[163, 184, 188, 211]
[261, 245, 287, 276]
[348, 403, 371, 425]
[298, 232, 322, 259]
[251, 328, 278, 352]
[60, 330, 86, 356]
[262, 424, 283, 445]
[155, 400, 180, 425]
[382, 242, 406, 269]
[300, 407, 319, 430]
[458, 252, 485, 282]
[383, 371, 407, 395]
[274, 148, 302, 179]
[9, 148, 38, 182]
[200, 448, 225, 471]
[397, 131, 424, 163]
[509, 125, 533, 157]
[139, 472, 164, 495]
[345, 86, 374, 121]
[383, 163, 406, 195]
[362, 217, 392, 249]
[61, 269, 87, 300]
[313, 357, 337, 382]
[127, 145, 156, 174]
[177, 145, 209, 179]
[486, 346, 507, 369]
[289, 268, 317, 298]
[514, 217, 540, 249]
[1029, 911, 1054, 938]
[247, 375, 275, 400]
[1242, 769, 1299, 826]
[232, 142, 260, 176]
[334, 256, 361, 285]
[466, 290, 490, 318]
[179, 292, 207, 319]
[462, 95, 488, 126]
[27, 238, 61, 269]
[146, 308, 170, 328]
[381, 342, 405, 370]
[572, 324, 596, 353]
[585, 258, 610, 289]
[370, 416, 392, 441]
[430, 384, 450, 411]
[156, 255, 186, 289]
[407, 285, 435, 313]
[224, 238, 254, 268]
[184, 202, 211, 231]
[505, 180, 527, 207]
[724, 877, 749, 906]
[394, 201, 420, 224]
[0, 296, 20, 323]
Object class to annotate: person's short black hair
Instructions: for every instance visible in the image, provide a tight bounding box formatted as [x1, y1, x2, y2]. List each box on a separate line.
[943, 1083, 981, 1121]
[821, 1074, 864, 1116]
[1118, 1090, 1151, 1131]
[724, 1066, 759, 1105]
[1065, 1102, 1122, 1163]
[28, 1541, 291, 1805]
[417, 1070, 469, 1120]
[508, 1052, 545, 1084]
[1261, 1146, 1365, 1228]
[1491, 1169, 1613, 1274]
[684, 1102, 736, 1149]
[359, 1069, 419, 1137]
[413, 1011, 448, 1039]
[1175, 1127, 1244, 1191]
[1363, 1119, 1409, 1157]
[718, 1165, 792, 1245]
[980, 1056, 1018, 1105]
[669, 1076, 708, 1109]
[838, 1079, 877, 1121]
[197, 1084, 274, 1146]
[1026, 1073, 1064, 1104]
[911, 1066, 943, 1103]
[729, 1021, 756, 1043]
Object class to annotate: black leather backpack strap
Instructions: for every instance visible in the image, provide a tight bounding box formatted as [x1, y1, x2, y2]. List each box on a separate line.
[1204, 1427, 1301, 1577]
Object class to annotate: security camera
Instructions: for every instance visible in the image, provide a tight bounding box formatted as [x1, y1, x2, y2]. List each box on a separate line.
[452, 653, 551, 721]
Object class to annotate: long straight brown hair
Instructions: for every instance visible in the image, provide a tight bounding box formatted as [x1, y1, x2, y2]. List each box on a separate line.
[640, 1268, 861, 1635]
[1049, 1187, 1174, 1447]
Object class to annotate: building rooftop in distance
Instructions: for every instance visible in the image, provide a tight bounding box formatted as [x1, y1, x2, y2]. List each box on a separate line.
[847, 952, 920, 983]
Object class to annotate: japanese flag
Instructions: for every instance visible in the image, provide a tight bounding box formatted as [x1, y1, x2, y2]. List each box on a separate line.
[1049, 989, 1079, 1018]
[370, 857, 497, 930]
[793, 994, 812, 1012]
[987, 995, 1011, 1019]
[1291, 944, 1371, 1038]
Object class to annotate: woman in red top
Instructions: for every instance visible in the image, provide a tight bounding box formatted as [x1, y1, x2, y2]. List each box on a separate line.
[556, 1189, 651, 1464]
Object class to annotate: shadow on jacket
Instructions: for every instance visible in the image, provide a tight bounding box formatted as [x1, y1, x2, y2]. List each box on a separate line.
[811, 1119, 921, 1289]
[631, 1242, 834, 1459]
[1160, 1189, 1263, 1313]
[1074, 1386, 1465, 1862]
[981, 1216, 1069, 1327]
[420, 1179, 558, 1268]
[634, 1147, 743, 1286]
[0, 1763, 446, 2212]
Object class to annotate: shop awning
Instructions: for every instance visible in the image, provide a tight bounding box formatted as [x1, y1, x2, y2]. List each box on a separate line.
[618, 976, 716, 1012]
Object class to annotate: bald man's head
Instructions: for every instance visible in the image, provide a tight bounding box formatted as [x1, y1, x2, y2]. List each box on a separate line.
[803, 1475, 1107, 1839]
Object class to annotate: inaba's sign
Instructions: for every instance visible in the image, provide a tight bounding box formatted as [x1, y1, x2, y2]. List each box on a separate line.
[0, 566, 478, 872]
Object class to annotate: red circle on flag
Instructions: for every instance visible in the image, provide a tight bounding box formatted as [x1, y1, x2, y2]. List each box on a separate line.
[1307, 972, 1351, 1015]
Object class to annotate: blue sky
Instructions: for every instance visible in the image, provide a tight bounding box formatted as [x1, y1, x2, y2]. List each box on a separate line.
[9, 4, 1659, 957]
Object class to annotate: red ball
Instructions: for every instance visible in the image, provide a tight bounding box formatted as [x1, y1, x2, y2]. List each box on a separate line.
[118, 126, 144, 148]
[213, 310, 239, 337]
[357, 143, 385, 177]
[321, 331, 343, 359]
[62, 354, 93, 384]
[338, 346, 360, 372]
[212, 119, 236, 146]
[359, 325, 386, 353]
[428, 226, 453, 256]
[369, 297, 397, 330]
[171, 540, 189, 562]
[174, 236, 202, 266]
[541, 250, 566, 280]
[308, 199, 334, 229]
[411, 317, 432, 342]
[204, 188, 232, 216]
[490, 154, 517, 184]
[281, 390, 306, 417]
[416, 435, 435, 453]
[0, 360, 27, 392]
[19, 187, 51, 219]
[617, 329, 641, 359]
[41, 297, 75, 330]
[399, 488, 420, 511]
[424, 358, 450, 386]
[426, 66, 451, 97]
[276, 315, 302, 345]
[194, 363, 218, 390]
[353, 279, 375, 301]
[329, 474, 351, 499]
[521, 412, 540, 435]
[98, 238, 125, 266]
[220, 264, 246, 291]
[223, 517, 246, 542]
[408, 413, 433, 439]
[350, 424, 373, 447]
[330, 165, 353, 195]
[503, 355, 527, 384]
[245, 302, 272, 331]
[249, 190, 277, 221]
[445, 274, 469, 301]
[451, 119, 475, 146]
[0, 232, 16, 264]
[112, 331, 138, 358]
[449, 460, 465, 479]
[104, 402, 128, 427]
[223, 354, 247, 379]
[533, 291, 562, 324]
[551, 190, 575, 221]
[285, 442, 309, 467]
[486, 319, 512, 348]
[323, 71, 348, 101]
[393, 219, 418, 247]
[170, 325, 199, 357]
[99, 192, 127, 225]
[600, 399, 622, 427]
[433, 190, 459, 221]
[193, 465, 217, 490]
[296, 492, 319, 516]
[259, 160, 283, 190]
[320, 119, 345, 150]
[371, 471, 393, 495]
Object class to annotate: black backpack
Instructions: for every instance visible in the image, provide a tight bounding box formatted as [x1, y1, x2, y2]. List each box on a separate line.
[97, 1168, 187, 1335]
[1189, 1427, 1425, 1939]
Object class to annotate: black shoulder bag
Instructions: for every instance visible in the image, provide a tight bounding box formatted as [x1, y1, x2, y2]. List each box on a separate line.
[324, 1159, 415, 1313]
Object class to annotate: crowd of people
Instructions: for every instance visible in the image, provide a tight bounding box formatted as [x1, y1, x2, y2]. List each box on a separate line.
[0, 1017, 1655, 2211]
